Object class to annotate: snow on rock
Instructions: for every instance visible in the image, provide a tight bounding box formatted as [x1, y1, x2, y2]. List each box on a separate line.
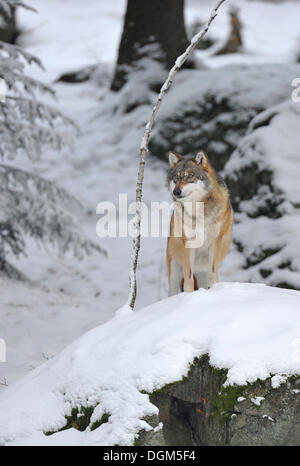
[223, 101, 300, 290]
[251, 396, 265, 406]
[271, 375, 287, 389]
[262, 415, 274, 422]
[149, 64, 300, 170]
[0, 282, 299, 446]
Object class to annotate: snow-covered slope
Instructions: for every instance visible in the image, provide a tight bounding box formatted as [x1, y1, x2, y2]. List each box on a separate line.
[187, 0, 300, 66]
[18, 0, 126, 82]
[224, 101, 300, 289]
[149, 64, 300, 169]
[0, 277, 106, 385]
[0, 282, 299, 446]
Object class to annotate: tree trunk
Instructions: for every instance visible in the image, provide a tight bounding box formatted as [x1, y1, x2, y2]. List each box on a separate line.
[111, 0, 190, 92]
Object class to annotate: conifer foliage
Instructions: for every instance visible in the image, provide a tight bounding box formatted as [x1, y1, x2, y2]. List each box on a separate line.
[0, 0, 105, 276]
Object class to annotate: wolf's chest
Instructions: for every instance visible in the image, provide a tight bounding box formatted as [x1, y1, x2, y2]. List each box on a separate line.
[183, 207, 221, 247]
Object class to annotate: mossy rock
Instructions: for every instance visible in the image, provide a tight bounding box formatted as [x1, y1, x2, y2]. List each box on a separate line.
[139, 355, 300, 446]
[45, 405, 111, 436]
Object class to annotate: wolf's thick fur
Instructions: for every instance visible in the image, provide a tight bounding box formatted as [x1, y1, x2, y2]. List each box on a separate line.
[166, 151, 233, 295]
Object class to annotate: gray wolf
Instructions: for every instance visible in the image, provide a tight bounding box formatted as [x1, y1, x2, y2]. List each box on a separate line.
[166, 150, 233, 294]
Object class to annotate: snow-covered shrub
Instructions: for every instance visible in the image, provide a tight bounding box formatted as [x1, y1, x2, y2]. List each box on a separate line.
[111, 49, 168, 114]
[149, 64, 300, 171]
[224, 101, 300, 290]
[56, 63, 112, 87]
[0, 39, 74, 159]
[0, 1, 104, 274]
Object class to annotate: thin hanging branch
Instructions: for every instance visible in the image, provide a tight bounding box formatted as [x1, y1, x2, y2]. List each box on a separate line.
[128, 0, 227, 309]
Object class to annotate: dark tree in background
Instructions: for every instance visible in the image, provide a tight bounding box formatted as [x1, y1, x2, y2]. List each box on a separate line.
[111, 0, 190, 91]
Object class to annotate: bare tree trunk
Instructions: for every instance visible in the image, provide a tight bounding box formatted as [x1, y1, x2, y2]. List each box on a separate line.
[128, 0, 227, 310]
[111, 0, 190, 92]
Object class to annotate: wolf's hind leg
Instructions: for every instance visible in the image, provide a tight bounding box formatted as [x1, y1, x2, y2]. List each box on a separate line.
[210, 268, 219, 287]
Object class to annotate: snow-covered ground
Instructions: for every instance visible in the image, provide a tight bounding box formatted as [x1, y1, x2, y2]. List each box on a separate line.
[18, 0, 126, 82]
[0, 283, 299, 446]
[1, 0, 300, 396]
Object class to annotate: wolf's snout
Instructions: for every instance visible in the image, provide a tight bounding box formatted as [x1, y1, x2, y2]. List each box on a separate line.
[173, 187, 182, 198]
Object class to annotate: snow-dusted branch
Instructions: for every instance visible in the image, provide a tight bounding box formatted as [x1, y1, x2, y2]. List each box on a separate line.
[128, 0, 227, 309]
[0, 40, 76, 161]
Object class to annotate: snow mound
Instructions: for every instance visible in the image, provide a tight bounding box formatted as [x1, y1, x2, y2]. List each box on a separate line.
[0, 282, 299, 446]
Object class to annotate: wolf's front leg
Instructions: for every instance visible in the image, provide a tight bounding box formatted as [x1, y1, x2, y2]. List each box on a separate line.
[183, 248, 195, 292]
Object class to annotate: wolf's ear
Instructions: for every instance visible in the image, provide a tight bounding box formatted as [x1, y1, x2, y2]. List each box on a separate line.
[168, 151, 182, 168]
[195, 151, 208, 168]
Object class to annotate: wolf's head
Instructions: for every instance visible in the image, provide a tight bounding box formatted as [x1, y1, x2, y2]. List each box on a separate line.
[167, 151, 213, 202]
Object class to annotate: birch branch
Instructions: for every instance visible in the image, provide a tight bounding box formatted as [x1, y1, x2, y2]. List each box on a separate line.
[128, 0, 227, 310]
